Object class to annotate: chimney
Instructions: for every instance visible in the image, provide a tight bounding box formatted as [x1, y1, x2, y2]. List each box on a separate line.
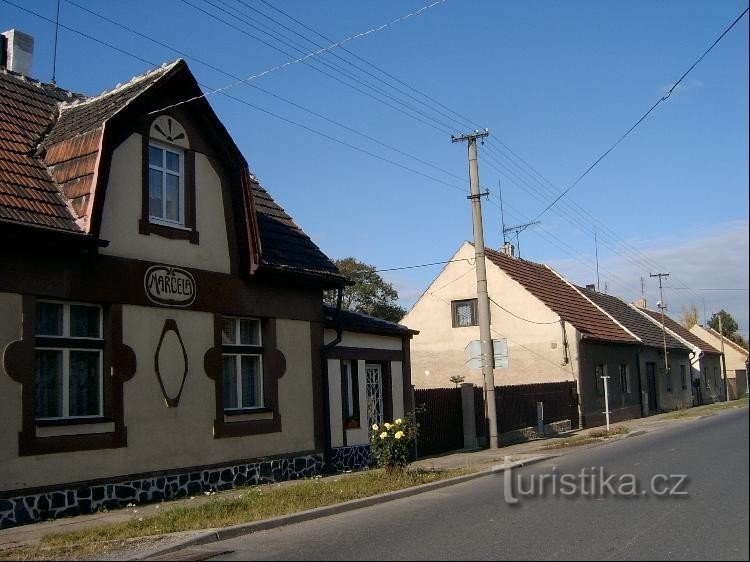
[633, 298, 647, 309]
[1, 30, 34, 77]
[501, 242, 515, 257]
[585, 284, 596, 291]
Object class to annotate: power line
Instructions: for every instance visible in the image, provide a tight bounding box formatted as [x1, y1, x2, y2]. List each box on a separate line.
[147, 0, 450, 114]
[527, 7, 749, 224]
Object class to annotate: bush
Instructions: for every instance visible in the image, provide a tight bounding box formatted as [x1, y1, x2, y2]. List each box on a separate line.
[369, 413, 418, 473]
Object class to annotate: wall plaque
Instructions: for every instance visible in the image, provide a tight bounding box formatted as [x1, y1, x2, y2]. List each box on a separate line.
[144, 265, 196, 308]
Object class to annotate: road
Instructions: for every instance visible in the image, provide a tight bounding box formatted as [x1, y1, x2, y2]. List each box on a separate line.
[201, 408, 749, 561]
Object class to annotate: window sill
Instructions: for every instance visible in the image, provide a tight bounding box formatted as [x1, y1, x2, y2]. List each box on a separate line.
[224, 407, 272, 416]
[139, 219, 199, 244]
[36, 421, 115, 438]
[35, 416, 111, 427]
[223, 408, 274, 423]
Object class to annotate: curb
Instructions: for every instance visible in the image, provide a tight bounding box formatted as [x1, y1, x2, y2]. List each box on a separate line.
[133, 455, 552, 560]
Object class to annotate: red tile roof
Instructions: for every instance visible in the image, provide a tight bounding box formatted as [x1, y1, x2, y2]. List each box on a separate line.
[638, 308, 721, 355]
[0, 70, 82, 232]
[485, 248, 638, 344]
[0, 61, 343, 283]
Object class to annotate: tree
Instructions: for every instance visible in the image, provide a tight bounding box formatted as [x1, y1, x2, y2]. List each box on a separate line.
[449, 375, 465, 388]
[708, 309, 739, 338]
[679, 303, 699, 330]
[325, 257, 407, 323]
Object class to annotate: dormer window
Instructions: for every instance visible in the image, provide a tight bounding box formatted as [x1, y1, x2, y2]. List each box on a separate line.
[148, 142, 184, 226]
[139, 115, 199, 243]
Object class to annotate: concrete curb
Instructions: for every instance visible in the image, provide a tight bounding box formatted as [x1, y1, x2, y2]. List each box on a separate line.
[133, 455, 553, 560]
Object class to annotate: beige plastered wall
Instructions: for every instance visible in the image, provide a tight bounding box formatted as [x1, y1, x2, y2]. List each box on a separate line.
[403, 242, 578, 390]
[690, 324, 748, 371]
[1, 300, 316, 490]
[325, 329, 405, 448]
[98, 133, 231, 273]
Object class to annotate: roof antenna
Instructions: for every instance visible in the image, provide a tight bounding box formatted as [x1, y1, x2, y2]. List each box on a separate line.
[51, 0, 61, 85]
[498, 180, 507, 244]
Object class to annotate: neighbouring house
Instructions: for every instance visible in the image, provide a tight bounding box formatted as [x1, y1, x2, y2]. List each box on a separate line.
[636, 307, 724, 404]
[689, 325, 748, 399]
[0, 33, 412, 528]
[580, 289, 694, 414]
[323, 306, 418, 471]
[402, 242, 645, 428]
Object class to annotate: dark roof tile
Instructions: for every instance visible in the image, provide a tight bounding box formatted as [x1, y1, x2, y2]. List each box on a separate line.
[638, 308, 721, 354]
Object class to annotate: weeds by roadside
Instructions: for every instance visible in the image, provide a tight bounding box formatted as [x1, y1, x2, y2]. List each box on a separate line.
[542, 426, 630, 450]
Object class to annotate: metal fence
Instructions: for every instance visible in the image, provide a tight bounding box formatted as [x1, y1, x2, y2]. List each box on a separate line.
[414, 387, 464, 457]
[494, 381, 579, 433]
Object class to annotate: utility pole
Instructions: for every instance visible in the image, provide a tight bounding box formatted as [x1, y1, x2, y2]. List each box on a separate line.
[594, 230, 601, 292]
[452, 129, 498, 450]
[718, 314, 729, 402]
[650, 272, 670, 373]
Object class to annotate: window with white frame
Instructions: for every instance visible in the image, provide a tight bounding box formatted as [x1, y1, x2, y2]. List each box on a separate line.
[35, 301, 103, 420]
[619, 364, 631, 394]
[148, 142, 184, 226]
[221, 317, 263, 410]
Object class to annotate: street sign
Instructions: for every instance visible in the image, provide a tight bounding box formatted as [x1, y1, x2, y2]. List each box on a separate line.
[465, 338, 508, 369]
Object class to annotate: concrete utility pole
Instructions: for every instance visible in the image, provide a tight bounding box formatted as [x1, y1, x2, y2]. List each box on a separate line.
[452, 129, 498, 450]
[650, 272, 670, 372]
[718, 314, 729, 402]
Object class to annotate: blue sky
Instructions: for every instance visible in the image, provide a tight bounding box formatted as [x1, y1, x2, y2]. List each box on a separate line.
[3, 0, 748, 333]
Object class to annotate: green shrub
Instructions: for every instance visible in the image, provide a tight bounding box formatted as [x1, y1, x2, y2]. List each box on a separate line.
[369, 413, 418, 473]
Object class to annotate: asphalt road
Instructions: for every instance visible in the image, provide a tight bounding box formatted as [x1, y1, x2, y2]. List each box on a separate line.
[205, 408, 749, 561]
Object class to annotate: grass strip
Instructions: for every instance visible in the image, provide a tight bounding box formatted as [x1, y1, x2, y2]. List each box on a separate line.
[1, 468, 464, 561]
[542, 425, 629, 450]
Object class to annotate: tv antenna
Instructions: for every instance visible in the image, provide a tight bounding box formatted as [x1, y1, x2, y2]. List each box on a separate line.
[502, 221, 540, 258]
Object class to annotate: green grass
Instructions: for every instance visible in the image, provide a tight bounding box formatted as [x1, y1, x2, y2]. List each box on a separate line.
[542, 425, 630, 449]
[0, 468, 465, 561]
[661, 396, 748, 420]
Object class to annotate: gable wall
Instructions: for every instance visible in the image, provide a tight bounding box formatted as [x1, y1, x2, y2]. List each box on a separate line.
[403, 243, 577, 389]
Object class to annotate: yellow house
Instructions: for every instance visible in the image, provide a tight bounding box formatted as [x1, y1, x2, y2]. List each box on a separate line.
[689, 325, 748, 398]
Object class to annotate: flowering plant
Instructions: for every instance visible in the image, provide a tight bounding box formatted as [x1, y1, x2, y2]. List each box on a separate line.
[369, 412, 419, 473]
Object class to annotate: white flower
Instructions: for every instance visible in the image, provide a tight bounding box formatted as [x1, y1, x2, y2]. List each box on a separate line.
[395, 418, 403, 425]
[379, 431, 388, 439]
[384, 423, 392, 429]
[395, 430, 404, 439]
[372, 424, 379, 431]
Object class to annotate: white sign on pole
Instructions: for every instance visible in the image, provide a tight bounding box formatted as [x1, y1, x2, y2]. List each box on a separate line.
[465, 339, 508, 370]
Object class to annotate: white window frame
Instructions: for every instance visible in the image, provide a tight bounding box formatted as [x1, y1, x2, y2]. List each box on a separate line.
[148, 141, 185, 228]
[222, 317, 264, 411]
[343, 360, 355, 419]
[35, 301, 104, 420]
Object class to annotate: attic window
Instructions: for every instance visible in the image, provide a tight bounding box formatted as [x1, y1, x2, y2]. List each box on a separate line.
[148, 142, 184, 226]
[139, 116, 199, 244]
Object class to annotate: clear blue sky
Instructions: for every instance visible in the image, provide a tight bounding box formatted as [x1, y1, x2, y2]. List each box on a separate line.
[3, 0, 748, 332]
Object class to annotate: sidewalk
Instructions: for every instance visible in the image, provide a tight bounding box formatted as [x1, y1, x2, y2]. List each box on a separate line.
[0, 400, 745, 559]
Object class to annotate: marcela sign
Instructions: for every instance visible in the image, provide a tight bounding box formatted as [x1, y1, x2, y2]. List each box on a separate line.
[144, 265, 196, 307]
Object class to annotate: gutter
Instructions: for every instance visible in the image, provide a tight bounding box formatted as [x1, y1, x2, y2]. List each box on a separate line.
[320, 287, 344, 462]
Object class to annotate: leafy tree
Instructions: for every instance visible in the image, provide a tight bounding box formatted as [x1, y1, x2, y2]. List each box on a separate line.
[679, 303, 699, 330]
[708, 309, 739, 338]
[325, 257, 407, 323]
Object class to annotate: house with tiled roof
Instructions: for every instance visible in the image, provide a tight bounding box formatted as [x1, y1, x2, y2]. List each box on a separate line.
[689, 324, 748, 398]
[402, 241, 646, 428]
[580, 288, 694, 413]
[636, 307, 724, 404]
[0, 30, 415, 527]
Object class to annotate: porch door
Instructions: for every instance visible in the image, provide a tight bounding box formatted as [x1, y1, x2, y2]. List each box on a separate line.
[646, 362, 658, 414]
[365, 363, 384, 428]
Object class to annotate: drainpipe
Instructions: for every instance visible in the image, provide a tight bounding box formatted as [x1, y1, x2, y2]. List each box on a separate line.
[636, 349, 645, 417]
[321, 288, 344, 465]
[559, 320, 569, 366]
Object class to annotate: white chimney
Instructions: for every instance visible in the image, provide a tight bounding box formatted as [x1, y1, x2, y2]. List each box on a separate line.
[501, 242, 515, 257]
[632, 298, 647, 309]
[1, 30, 34, 77]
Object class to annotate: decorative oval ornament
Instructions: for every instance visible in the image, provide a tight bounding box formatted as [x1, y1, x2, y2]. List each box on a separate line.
[144, 265, 196, 308]
[155, 319, 189, 408]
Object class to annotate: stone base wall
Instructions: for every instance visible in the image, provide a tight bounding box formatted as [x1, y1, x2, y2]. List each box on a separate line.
[0, 452, 323, 529]
[327, 445, 371, 472]
[499, 419, 572, 445]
